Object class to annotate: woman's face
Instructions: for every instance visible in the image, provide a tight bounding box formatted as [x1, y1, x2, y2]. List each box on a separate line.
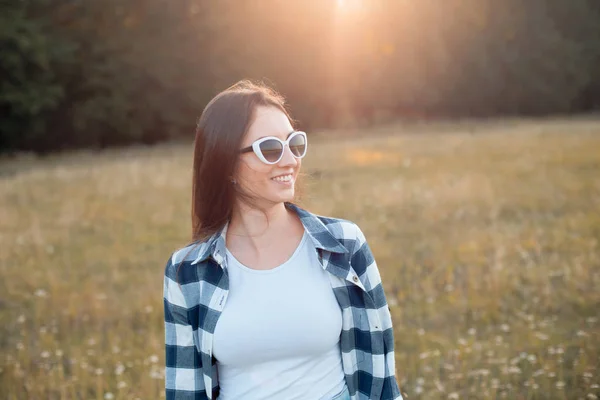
[235, 106, 301, 207]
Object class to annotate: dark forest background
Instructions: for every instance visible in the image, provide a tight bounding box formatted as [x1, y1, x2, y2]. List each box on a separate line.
[2, 0, 600, 154]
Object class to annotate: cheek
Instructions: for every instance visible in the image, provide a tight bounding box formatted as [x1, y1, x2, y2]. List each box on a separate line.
[237, 159, 272, 184]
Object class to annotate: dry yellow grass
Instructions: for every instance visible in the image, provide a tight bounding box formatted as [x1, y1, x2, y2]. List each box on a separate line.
[1, 118, 599, 399]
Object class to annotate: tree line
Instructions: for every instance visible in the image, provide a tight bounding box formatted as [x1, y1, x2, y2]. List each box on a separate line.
[2, 0, 600, 154]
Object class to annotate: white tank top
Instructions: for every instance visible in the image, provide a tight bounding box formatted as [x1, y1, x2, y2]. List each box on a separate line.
[213, 231, 346, 400]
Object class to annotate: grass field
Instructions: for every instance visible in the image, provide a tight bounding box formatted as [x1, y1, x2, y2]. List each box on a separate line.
[1, 118, 599, 399]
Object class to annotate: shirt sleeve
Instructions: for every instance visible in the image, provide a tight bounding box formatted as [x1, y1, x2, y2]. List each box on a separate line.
[163, 255, 208, 400]
[352, 225, 404, 400]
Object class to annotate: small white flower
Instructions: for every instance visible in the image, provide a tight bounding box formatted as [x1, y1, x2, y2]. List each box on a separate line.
[508, 366, 521, 374]
[115, 364, 125, 375]
[149, 370, 162, 379]
[104, 393, 114, 400]
[443, 363, 455, 371]
[435, 379, 445, 392]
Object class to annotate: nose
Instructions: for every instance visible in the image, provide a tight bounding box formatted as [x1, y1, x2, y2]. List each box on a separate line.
[278, 144, 298, 167]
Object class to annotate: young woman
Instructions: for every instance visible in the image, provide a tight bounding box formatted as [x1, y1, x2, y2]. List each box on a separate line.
[163, 81, 403, 400]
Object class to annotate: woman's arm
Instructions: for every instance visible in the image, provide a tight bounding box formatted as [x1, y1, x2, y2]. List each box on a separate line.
[163, 256, 208, 400]
[351, 225, 404, 400]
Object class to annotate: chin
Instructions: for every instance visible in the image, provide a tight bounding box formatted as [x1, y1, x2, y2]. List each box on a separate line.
[265, 190, 295, 205]
[273, 194, 295, 204]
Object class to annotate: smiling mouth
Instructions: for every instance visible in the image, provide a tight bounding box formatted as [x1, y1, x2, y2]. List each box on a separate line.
[271, 174, 294, 183]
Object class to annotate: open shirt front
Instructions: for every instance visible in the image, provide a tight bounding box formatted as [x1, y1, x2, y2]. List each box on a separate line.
[163, 202, 403, 400]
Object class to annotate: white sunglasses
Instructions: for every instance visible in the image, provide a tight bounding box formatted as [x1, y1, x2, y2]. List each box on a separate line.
[239, 131, 308, 165]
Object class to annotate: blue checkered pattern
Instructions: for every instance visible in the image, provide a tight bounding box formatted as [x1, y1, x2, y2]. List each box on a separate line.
[164, 202, 403, 400]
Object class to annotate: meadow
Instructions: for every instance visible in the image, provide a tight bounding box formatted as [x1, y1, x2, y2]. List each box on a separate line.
[0, 118, 599, 399]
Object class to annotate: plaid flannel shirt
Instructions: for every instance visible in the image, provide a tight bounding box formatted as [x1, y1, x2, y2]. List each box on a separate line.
[164, 202, 403, 400]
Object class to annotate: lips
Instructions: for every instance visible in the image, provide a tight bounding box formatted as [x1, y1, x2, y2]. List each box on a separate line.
[271, 174, 293, 182]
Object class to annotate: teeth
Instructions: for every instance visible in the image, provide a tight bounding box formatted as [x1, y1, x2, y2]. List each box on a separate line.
[272, 174, 292, 182]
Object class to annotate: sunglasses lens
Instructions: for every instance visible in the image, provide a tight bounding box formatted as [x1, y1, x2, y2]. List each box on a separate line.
[289, 133, 307, 157]
[259, 140, 283, 163]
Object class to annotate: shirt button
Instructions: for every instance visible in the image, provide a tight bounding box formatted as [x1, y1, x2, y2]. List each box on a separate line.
[352, 275, 358, 282]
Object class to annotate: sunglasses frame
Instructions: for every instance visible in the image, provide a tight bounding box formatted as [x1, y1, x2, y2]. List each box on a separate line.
[239, 130, 308, 165]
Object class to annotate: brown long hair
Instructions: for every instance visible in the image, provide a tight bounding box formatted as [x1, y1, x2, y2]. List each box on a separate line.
[191, 80, 296, 243]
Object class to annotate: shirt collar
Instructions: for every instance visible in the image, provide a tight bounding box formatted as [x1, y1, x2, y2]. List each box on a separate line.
[190, 202, 348, 266]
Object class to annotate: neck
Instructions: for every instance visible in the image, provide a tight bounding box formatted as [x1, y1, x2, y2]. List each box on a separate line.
[228, 201, 291, 240]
